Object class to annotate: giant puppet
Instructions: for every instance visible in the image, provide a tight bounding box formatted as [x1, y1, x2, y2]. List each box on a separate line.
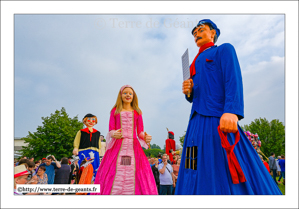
[73, 113, 101, 181]
[165, 129, 176, 163]
[175, 19, 282, 195]
[91, 85, 158, 195]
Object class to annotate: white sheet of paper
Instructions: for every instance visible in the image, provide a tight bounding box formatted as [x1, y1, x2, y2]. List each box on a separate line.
[181, 48, 190, 81]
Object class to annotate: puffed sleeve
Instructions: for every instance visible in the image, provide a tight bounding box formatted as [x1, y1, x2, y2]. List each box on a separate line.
[137, 113, 148, 149]
[73, 130, 81, 149]
[106, 109, 117, 150]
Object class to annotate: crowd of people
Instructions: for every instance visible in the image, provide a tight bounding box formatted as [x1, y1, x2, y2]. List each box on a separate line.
[14, 147, 285, 196]
[14, 150, 183, 195]
[14, 155, 80, 195]
[148, 153, 181, 195]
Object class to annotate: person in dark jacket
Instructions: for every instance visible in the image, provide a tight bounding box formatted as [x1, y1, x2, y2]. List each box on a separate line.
[151, 159, 160, 193]
[54, 157, 71, 184]
[69, 158, 79, 184]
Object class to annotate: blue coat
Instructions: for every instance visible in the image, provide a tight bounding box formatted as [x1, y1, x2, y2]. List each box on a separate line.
[186, 43, 244, 120]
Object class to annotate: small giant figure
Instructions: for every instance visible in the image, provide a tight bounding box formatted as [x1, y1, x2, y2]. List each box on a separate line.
[73, 113, 101, 181]
[165, 129, 176, 163]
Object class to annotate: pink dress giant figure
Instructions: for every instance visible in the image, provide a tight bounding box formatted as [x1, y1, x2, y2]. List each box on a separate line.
[91, 85, 158, 195]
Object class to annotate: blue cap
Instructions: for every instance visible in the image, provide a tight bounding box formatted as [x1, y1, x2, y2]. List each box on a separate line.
[191, 19, 220, 43]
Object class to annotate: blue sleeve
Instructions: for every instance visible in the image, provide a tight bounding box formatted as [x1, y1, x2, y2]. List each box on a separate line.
[220, 43, 244, 120]
[185, 88, 194, 103]
[51, 162, 59, 169]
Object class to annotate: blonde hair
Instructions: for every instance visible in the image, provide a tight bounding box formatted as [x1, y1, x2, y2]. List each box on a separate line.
[112, 87, 142, 115]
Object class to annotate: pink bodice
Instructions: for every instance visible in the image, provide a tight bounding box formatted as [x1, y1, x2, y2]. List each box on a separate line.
[111, 111, 135, 195]
[106, 108, 148, 150]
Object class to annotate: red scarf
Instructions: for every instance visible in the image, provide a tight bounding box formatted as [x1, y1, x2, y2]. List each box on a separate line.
[217, 126, 246, 184]
[81, 127, 98, 142]
[189, 42, 214, 78]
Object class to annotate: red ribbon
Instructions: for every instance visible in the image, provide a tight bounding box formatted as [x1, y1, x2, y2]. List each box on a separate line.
[190, 42, 214, 78]
[217, 126, 246, 184]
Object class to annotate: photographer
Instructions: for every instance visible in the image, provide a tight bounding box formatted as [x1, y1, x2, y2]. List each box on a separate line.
[158, 154, 175, 195]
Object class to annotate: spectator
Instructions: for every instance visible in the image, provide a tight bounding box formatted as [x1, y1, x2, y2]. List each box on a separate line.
[15, 156, 27, 166]
[14, 164, 30, 195]
[14, 164, 39, 195]
[172, 155, 178, 165]
[54, 157, 71, 184]
[259, 155, 270, 173]
[151, 159, 160, 192]
[39, 155, 61, 184]
[69, 158, 79, 184]
[157, 154, 162, 164]
[276, 156, 281, 181]
[268, 152, 278, 184]
[27, 161, 36, 180]
[29, 157, 34, 162]
[41, 158, 46, 164]
[278, 155, 285, 185]
[18, 158, 30, 169]
[30, 166, 48, 184]
[172, 158, 181, 194]
[158, 154, 175, 195]
[150, 158, 155, 167]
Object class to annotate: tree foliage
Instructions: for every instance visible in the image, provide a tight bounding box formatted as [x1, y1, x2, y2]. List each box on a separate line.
[21, 107, 84, 160]
[151, 143, 161, 150]
[179, 132, 186, 148]
[143, 145, 164, 157]
[241, 118, 285, 157]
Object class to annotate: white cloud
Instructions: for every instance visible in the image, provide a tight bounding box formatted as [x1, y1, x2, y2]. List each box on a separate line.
[14, 14, 285, 148]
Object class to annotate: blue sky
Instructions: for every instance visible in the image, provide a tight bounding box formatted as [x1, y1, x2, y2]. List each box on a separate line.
[14, 14, 285, 149]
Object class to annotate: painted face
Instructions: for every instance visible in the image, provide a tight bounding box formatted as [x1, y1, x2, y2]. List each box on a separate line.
[121, 87, 134, 104]
[85, 117, 96, 127]
[192, 24, 215, 47]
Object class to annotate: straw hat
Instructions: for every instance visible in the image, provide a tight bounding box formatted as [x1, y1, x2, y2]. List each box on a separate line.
[14, 164, 30, 178]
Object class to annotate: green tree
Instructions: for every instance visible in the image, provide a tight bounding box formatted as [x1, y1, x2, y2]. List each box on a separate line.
[179, 132, 186, 148]
[151, 144, 161, 150]
[143, 148, 165, 157]
[21, 107, 84, 160]
[241, 118, 285, 157]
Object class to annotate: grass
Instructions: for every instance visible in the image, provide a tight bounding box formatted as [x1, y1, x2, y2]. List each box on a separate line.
[276, 176, 285, 195]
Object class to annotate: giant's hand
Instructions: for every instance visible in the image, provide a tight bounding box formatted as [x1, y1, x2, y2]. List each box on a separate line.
[144, 132, 152, 144]
[220, 113, 238, 133]
[182, 79, 194, 95]
[113, 128, 123, 139]
[72, 148, 78, 156]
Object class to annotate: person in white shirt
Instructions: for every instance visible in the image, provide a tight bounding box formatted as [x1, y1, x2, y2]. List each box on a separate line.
[158, 154, 175, 195]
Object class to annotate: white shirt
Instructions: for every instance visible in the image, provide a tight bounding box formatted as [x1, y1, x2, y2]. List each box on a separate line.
[158, 163, 173, 185]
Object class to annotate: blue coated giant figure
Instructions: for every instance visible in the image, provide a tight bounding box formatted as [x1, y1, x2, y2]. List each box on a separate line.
[175, 19, 282, 195]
